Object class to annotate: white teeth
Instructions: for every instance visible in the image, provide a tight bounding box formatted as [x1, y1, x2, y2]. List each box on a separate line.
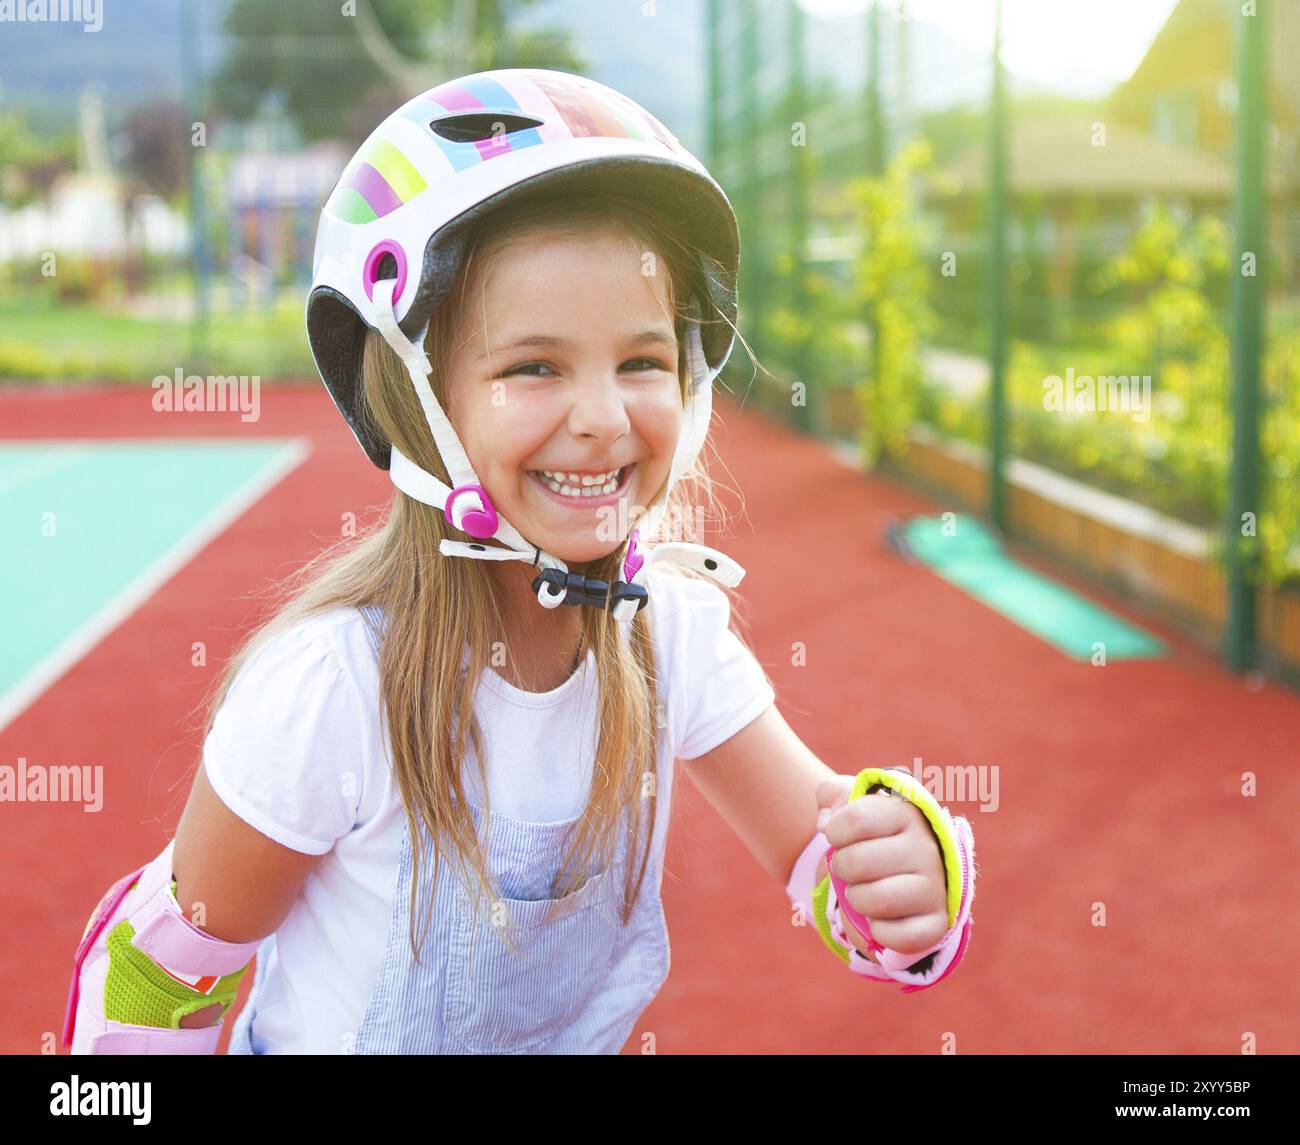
[540, 467, 616, 484]
[532, 467, 626, 498]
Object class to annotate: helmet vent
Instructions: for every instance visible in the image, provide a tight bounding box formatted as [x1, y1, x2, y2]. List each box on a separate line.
[429, 112, 545, 143]
[374, 253, 398, 281]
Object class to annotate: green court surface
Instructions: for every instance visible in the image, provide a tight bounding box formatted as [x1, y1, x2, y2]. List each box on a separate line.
[0, 441, 306, 715]
[898, 515, 1167, 661]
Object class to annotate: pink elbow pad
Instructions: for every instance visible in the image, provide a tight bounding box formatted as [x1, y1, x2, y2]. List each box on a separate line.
[63, 839, 262, 1054]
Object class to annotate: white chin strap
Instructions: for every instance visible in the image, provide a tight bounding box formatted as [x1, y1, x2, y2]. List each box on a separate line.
[371, 278, 744, 615]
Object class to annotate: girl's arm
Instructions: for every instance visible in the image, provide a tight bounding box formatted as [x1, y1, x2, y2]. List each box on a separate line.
[168, 764, 325, 1026]
[681, 702, 838, 883]
[174, 763, 324, 942]
[680, 703, 946, 962]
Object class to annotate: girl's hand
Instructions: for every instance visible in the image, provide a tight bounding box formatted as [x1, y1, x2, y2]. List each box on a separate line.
[814, 775, 949, 959]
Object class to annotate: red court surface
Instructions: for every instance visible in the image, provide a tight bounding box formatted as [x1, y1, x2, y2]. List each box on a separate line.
[4, 382, 1298, 1054]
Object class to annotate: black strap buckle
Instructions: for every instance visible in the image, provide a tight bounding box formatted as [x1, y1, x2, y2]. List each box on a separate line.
[531, 569, 649, 612]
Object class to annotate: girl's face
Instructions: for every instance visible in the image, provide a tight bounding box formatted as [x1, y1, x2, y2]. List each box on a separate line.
[443, 226, 684, 565]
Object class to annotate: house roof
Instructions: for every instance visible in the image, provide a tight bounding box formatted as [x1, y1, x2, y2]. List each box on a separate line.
[1113, 0, 1300, 122]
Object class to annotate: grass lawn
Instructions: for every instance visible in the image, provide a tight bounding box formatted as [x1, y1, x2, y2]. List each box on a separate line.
[0, 295, 315, 382]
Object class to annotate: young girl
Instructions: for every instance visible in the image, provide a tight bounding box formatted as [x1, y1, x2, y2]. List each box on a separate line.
[63, 68, 976, 1055]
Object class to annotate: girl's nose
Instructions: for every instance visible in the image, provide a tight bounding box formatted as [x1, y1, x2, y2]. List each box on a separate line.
[567, 374, 632, 442]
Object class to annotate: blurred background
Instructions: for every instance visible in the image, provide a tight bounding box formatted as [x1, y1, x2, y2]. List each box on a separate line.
[0, 0, 1295, 679]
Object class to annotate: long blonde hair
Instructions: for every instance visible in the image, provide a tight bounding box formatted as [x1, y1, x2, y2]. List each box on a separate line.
[196, 188, 756, 962]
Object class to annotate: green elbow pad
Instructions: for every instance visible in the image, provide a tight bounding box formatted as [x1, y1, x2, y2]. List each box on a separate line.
[103, 919, 250, 1029]
[104, 914, 248, 1034]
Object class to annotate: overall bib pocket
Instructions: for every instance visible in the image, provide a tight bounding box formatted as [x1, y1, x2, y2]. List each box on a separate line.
[442, 860, 625, 1053]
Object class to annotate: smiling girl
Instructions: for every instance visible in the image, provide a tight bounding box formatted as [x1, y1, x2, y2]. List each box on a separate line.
[64, 69, 976, 1055]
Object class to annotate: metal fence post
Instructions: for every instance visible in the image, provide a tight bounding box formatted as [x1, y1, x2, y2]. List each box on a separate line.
[987, 0, 1008, 529]
[740, 3, 765, 385]
[863, 0, 884, 449]
[1226, 0, 1267, 672]
[788, 0, 812, 433]
[181, 0, 210, 373]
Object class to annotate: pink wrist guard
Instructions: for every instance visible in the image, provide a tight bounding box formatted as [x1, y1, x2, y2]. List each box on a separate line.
[787, 768, 976, 993]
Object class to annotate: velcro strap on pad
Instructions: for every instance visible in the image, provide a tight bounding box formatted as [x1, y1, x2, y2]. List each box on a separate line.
[127, 841, 262, 977]
[105, 920, 249, 1029]
[88, 1020, 224, 1055]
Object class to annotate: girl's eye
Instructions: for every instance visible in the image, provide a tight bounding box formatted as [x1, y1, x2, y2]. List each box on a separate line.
[504, 359, 668, 377]
[505, 362, 555, 377]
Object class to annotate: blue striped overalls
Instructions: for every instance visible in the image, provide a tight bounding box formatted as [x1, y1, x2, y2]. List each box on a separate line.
[230, 789, 671, 1054]
[228, 608, 670, 1055]
[228, 664, 673, 1054]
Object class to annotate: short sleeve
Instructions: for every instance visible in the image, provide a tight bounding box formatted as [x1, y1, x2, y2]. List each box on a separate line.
[667, 575, 776, 762]
[202, 615, 369, 855]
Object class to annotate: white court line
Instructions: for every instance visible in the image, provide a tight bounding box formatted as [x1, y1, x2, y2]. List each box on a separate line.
[0, 437, 312, 735]
[0, 444, 91, 497]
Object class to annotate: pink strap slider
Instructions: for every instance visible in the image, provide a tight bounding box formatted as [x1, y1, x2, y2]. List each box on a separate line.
[445, 483, 498, 539]
[624, 527, 644, 581]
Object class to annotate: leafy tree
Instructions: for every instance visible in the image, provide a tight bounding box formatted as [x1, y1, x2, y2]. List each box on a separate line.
[118, 99, 189, 201]
[112, 98, 191, 292]
[844, 138, 936, 466]
[0, 108, 76, 207]
[213, 0, 583, 145]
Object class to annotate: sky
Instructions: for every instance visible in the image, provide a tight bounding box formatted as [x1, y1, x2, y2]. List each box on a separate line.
[798, 0, 1182, 96]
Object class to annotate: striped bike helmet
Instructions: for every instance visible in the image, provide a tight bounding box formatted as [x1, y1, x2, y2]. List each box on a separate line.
[306, 67, 746, 617]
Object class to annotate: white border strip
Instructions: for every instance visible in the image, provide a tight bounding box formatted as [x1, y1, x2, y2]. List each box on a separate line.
[0, 444, 91, 497]
[903, 423, 1213, 559]
[0, 437, 312, 735]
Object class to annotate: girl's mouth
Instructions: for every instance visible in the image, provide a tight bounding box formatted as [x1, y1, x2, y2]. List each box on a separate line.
[526, 464, 635, 509]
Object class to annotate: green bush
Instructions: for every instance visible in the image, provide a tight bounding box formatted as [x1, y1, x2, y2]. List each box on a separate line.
[919, 204, 1300, 584]
[844, 140, 937, 466]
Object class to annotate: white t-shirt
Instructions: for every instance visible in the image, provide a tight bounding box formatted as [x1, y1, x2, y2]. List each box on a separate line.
[202, 565, 776, 1054]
